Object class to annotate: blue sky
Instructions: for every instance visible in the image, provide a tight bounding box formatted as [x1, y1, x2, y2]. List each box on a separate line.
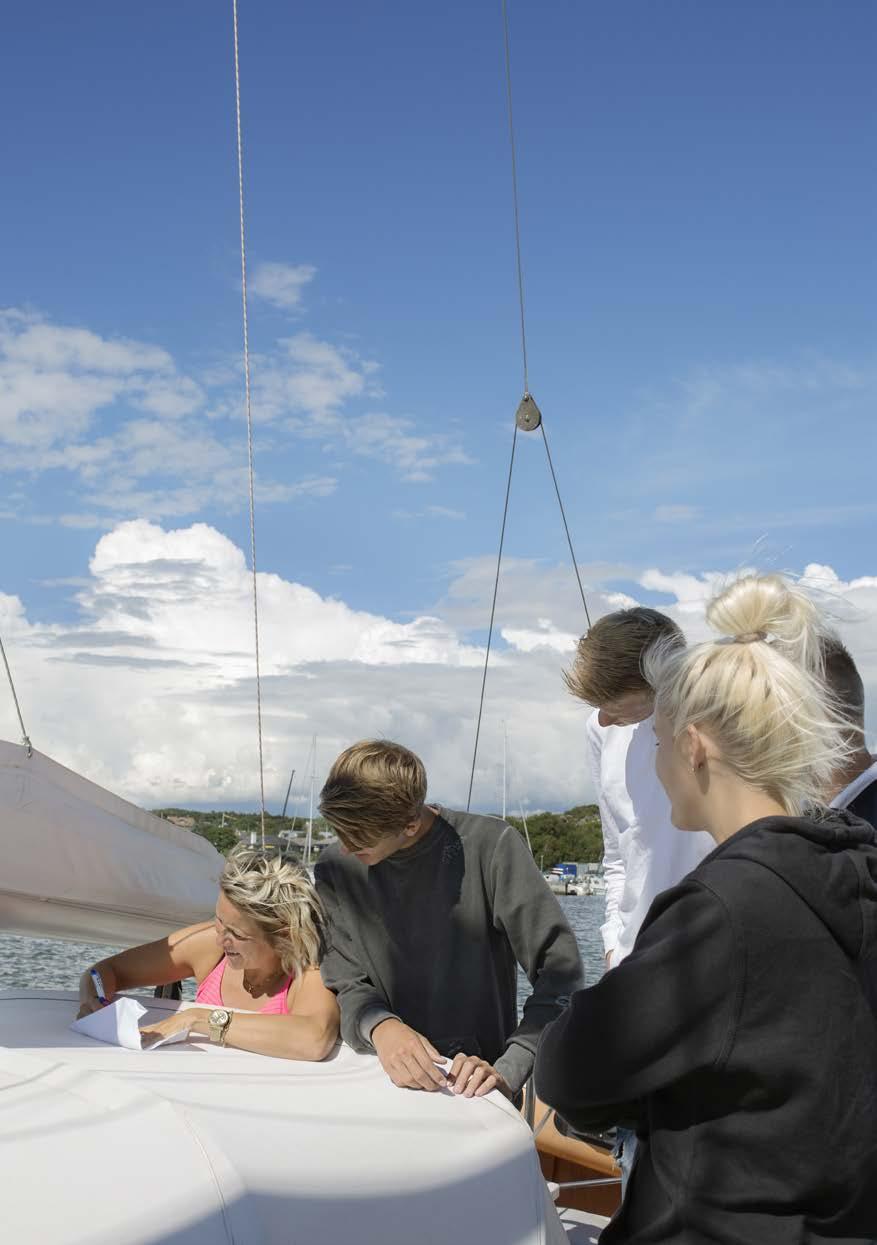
[1, 2, 875, 809]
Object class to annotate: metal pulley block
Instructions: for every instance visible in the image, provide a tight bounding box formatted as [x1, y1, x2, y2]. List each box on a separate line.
[515, 393, 542, 431]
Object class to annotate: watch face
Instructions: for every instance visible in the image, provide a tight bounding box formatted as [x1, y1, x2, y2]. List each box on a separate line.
[210, 1008, 231, 1026]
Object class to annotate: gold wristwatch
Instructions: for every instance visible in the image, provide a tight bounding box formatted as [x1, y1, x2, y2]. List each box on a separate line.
[208, 1008, 232, 1046]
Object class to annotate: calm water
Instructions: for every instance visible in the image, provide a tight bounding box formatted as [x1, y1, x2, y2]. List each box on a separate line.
[0, 894, 607, 1012]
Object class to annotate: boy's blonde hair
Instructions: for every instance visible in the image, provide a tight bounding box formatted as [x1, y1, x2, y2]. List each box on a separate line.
[319, 739, 427, 851]
[564, 607, 683, 706]
[220, 846, 326, 976]
[645, 573, 853, 814]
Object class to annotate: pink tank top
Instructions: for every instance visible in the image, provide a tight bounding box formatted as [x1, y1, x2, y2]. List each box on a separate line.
[196, 957, 294, 1014]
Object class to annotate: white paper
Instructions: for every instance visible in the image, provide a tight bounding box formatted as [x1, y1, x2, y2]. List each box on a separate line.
[70, 998, 189, 1051]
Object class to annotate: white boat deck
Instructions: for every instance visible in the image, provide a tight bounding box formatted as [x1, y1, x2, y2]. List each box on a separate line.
[0, 989, 578, 1245]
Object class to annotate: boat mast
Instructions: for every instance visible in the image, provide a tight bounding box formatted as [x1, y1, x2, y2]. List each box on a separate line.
[304, 735, 316, 866]
[281, 767, 296, 820]
[502, 722, 507, 821]
[518, 798, 532, 855]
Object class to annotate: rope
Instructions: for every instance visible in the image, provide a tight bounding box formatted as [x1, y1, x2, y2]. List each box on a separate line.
[540, 423, 592, 628]
[502, 0, 530, 396]
[502, 2, 591, 629]
[467, 425, 518, 811]
[232, 0, 266, 849]
[467, 2, 593, 810]
[0, 634, 32, 756]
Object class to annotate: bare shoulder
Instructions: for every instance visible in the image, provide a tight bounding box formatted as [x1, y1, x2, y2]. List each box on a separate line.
[168, 920, 221, 981]
[288, 965, 337, 1015]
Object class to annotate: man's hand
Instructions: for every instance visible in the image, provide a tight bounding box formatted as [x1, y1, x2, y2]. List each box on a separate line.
[371, 1018, 447, 1092]
[447, 1053, 513, 1100]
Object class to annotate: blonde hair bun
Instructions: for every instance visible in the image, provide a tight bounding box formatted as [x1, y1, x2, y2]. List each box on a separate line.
[648, 572, 852, 815]
[707, 573, 824, 670]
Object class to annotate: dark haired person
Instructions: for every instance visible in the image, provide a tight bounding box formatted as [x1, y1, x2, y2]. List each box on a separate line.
[822, 634, 876, 827]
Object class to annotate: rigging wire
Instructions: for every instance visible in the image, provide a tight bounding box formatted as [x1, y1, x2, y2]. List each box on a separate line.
[468, 1, 593, 809]
[502, 0, 530, 397]
[466, 426, 518, 812]
[540, 423, 592, 628]
[0, 634, 32, 757]
[232, 0, 267, 849]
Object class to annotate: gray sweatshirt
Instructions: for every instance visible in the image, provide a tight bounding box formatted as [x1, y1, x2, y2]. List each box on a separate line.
[315, 807, 584, 1093]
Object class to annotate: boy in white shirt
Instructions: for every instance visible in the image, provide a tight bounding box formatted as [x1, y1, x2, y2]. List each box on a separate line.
[564, 607, 713, 1185]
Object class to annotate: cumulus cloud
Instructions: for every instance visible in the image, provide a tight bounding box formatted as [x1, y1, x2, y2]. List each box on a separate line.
[0, 522, 493, 805]
[638, 568, 734, 615]
[4, 526, 874, 814]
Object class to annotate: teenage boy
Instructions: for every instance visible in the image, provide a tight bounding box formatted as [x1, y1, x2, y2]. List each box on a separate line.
[314, 739, 584, 1100]
[822, 634, 876, 827]
[563, 607, 713, 1185]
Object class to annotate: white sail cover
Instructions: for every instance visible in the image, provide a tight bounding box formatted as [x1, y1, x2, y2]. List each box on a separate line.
[0, 740, 223, 945]
[0, 991, 569, 1245]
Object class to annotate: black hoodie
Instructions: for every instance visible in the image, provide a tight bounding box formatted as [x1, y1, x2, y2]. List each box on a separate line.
[535, 811, 877, 1244]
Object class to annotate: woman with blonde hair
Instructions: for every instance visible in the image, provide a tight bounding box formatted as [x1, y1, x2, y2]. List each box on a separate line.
[536, 573, 877, 1243]
[78, 846, 339, 1060]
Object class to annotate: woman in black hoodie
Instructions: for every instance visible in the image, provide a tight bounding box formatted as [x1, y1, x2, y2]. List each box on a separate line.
[536, 573, 877, 1245]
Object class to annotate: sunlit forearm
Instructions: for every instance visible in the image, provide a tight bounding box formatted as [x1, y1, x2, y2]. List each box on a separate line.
[188, 1008, 338, 1061]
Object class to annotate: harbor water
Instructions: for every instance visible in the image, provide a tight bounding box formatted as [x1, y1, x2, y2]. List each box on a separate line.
[0, 894, 607, 1012]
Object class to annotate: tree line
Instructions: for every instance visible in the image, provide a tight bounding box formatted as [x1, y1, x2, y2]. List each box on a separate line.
[153, 804, 605, 872]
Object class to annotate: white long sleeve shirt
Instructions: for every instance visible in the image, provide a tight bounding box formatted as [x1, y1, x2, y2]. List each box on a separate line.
[586, 709, 714, 968]
[829, 759, 877, 811]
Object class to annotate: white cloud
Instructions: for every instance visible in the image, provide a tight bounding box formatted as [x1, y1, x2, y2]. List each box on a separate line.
[2, 526, 875, 810]
[342, 413, 473, 481]
[501, 623, 578, 654]
[638, 568, 733, 615]
[256, 333, 373, 423]
[427, 506, 466, 520]
[1, 307, 470, 525]
[249, 262, 317, 311]
[0, 309, 203, 453]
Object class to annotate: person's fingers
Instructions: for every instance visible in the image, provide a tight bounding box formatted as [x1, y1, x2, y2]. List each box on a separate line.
[473, 1073, 499, 1098]
[451, 1056, 479, 1095]
[448, 1052, 466, 1081]
[387, 1053, 416, 1089]
[400, 1052, 438, 1091]
[410, 1042, 446, 1086]
[419, 1034, 443, 1061]
[463, 1065, 489, 1098]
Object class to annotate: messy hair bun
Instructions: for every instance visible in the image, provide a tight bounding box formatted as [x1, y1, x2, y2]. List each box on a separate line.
[646, 574, 851, 814]
[220, 847, 326, 976]
[706, 574, 824, 671]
